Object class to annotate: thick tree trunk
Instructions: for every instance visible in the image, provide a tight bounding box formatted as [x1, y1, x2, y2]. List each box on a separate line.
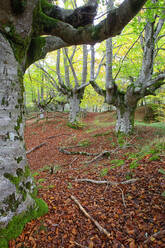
[0, 34, 36, 228]
[69, 92, 81, 123]
[115, 105, 136, 134]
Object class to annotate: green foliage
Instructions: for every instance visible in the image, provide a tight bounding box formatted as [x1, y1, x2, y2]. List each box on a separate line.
[100, 168, 109, 177]
[110, 159, 125, 168]
[159, 168, 165, 175]
[129, 160, 139, 169]
[37, 178, 45, 184]
[143, 104, 165, 122]
[117, 133, 127, 148]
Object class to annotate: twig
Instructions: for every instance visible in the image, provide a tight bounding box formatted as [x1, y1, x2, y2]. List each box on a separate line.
[144, 230, 165, 244]
[118, 187, 127, 208]
[71, 195, 111, 239]
[26, 142, 47, 155]
[85, 150, 110, 164]
[69, 157, 78, 168]
[75, 178, 139, 186]
[73, 241, 88, 248]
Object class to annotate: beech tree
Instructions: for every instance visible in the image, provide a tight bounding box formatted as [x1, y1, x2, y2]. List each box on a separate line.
[0, 0, 148, 245]
[90, 0, 165, 134]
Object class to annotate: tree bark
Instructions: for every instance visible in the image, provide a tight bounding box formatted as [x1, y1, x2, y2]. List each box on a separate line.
[69, 91, 81, 123]
[0, 34, 35, 228]
[115, 105, 136, 134]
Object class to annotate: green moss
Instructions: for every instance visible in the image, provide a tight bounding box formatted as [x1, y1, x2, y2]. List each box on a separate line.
[4, 165, 31, 191]
[41, 0, 53, 11]
[15, 157, 23, 164]
[0, 198, 48, 247]
[90, 24, 102, 41]
[26, 36, 46, 67]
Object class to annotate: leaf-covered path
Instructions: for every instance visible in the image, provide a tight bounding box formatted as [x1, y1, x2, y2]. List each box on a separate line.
[9, 112, 165, 248]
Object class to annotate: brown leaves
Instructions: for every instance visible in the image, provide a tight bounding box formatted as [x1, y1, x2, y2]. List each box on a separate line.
[12, 112, 165, 248]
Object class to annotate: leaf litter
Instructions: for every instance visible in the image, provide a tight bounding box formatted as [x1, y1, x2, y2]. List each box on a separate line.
[9, 112, 165, 248]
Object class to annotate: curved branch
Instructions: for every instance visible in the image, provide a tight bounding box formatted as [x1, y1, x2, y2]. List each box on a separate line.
[90, 81, 106, 97]
[37, 0, 147, 45]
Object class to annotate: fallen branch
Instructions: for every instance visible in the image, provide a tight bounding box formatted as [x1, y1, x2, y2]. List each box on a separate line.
[71, 195, 111, 239]
[26, 142, 47, 155]
[59, 148, 98, 156]
[75, 178, 139, 186]
[85, 150, 111, 164]
[47, 134, 71, 139]
[144, 230, 165, 244]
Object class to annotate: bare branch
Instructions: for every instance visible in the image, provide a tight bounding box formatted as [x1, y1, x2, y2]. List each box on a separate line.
[75, 178, 139, 185]
[26, 142, 47, 155]
[71, 195, 111, 238]
[90, 80, 106, 97]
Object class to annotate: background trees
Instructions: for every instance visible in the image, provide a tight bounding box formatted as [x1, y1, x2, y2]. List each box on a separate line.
[90, 0, 165, 134]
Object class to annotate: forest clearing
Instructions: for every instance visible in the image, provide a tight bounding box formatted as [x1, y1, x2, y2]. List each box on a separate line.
[9, 110, 165, 248]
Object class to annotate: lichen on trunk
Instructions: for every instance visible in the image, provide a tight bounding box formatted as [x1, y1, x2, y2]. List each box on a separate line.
[115, 105, 136, 134]
[0, 33, 48, 246]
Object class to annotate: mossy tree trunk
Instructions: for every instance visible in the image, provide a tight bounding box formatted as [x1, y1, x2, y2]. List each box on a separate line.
[0, 34, 37, 227]
[115, 105, 136, 134]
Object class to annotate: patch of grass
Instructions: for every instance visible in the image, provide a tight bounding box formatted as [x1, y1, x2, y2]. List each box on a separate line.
[67, 121, 85, 129]
[125, 172, 134, 180]
[32, 172, 39, 177]
[110, 159, 125, 168]
[135, 121, 165, 135]
[85, 128, 98, 133]
[93, 119, 114, 128]
[129, 160, 139, 169]
[100, 168, 109, 177]
[52, 165, 61, 174]
[159, 168, 165, 175]
[93, 131, 110, 137]
[67, 182, 73, 189]
[47, 185, 55, 189]
[39, 165, 51, 172]
[37, 178, 45, 183]
[78, 139, 92, 147]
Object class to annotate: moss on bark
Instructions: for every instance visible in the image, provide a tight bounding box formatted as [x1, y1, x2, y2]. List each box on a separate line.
[0, 198, 48, 248]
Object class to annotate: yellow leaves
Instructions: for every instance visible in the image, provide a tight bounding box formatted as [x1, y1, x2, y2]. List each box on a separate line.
[88, 240, 94, 248]
[150, 236, 156, 242]
[71, 227, 77, 235]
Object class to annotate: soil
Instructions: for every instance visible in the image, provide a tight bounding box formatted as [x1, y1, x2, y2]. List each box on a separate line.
[9, 111, 165, 248]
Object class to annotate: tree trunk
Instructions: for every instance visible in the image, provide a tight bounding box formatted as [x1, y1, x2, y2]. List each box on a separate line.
[69, 92, 81, 123]
[0, 34, 42, 230]
[115, 105, 136, 134]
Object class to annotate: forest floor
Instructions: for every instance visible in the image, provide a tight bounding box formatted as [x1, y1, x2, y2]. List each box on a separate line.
[9, 111, 165, 248]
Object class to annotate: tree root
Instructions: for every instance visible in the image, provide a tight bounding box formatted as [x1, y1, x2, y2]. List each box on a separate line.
[26, 142, 47, 154]
[71, 195, 111, 239]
